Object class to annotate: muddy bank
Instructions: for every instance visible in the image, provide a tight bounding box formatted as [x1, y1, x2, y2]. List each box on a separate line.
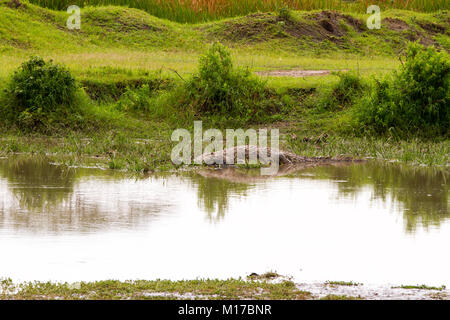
[211, 10, 449, 51]
[296, 282, 448, 300]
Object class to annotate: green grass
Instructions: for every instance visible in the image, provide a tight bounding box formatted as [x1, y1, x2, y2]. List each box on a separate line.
[0, 278, 312, 300]
[0, 2, 448, 171]
[1, 3, 447, 87]
[28, 0, 450, 23]
[394, 284, 447, 291]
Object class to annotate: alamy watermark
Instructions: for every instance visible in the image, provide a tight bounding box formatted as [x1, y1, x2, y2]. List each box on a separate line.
[171, 121, 280, 175]
[367, 5, 381, 29]
[67, 5, 81, 30]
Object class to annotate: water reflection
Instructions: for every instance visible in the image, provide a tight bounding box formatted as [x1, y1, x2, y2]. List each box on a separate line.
[0, 157, 75, 211]
[0, 157, 449, 284]
[190, 171, 251, 222]
[192, 163, 449, 232]
[0, 157, 169, 234]
[0, 157, 448, 234]
[292, 163, 449, 232]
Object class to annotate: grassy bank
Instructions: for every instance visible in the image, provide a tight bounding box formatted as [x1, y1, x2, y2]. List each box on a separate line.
[1, 277, 448, 300]
[1, 277, 312, 300]
[0, 2, 448, 171]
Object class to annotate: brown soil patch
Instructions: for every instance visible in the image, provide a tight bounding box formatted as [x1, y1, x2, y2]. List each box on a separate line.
[215, 11, 365, 44]
[5, 38, 31, 49]
[417, 21, 447, 34]
[212, 11, 445, 52]
[215, 12, 286, 42]
[7, 0, 23, 9]
[284, 11, 364, 42]
[382, 18, 442, 48]
[312, 10, 366, 33]
[383, 18, 410, 31]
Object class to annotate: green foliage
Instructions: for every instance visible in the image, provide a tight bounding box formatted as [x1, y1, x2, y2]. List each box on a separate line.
[276, 6, 292, 21]
[114, 83, 187, 125]
[184, 42, 279, 125]
[1, 56, 83, 130]
[354, 43, 449, 136]
[318, 72, 366, 111]
[81, 77, 174, 103]
[116, 84, 154, 113]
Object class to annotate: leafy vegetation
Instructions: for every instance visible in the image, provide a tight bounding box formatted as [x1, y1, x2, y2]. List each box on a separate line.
[183, 42, 280, 125]
[0, 3, 448, 170]
[354, 43, 449, 136]
[0, 2, 448, 301]
[0, 56, 86, 131]
[393, 284, 446, 291]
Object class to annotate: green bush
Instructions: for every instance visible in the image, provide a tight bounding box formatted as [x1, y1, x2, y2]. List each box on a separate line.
[276, 6, 292, 21]
[1, 56, 82, 130]
[116, 85, 153, 113]
[354, 43, 449, 136]
[184, 42, 279, 124]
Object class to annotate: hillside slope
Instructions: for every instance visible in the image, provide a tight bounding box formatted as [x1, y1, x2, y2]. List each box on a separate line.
[1, 2, 448, 53]
[0, 1, 449, 86]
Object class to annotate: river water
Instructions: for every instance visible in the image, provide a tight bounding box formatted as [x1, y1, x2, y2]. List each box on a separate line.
[0, 157, 448, 286]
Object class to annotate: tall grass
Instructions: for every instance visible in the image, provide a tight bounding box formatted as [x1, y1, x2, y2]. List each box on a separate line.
[29, 0, 450, 23]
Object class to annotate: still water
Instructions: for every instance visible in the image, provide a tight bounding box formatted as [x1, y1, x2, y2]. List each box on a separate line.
[0, 157, 448, 286]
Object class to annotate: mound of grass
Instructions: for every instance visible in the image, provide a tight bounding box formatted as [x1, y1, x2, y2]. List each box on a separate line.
[353, 42, 449, 136]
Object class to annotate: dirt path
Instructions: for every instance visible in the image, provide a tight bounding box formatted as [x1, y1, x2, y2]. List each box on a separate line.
[255, 69, 347, 77]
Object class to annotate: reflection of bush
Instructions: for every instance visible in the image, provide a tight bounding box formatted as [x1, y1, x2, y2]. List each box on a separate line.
[299, 162, 449, 232]
[0, 156, 75, 211]
[0, 157, 164, 233]
[191, 172, 251, 222]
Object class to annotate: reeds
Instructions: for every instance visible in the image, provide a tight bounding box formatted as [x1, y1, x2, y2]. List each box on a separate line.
[29, 0, 450, 23]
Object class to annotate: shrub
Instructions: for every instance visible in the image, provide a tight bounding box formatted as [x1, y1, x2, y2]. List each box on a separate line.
[276, 6, 292, 21]
[354, 43, 449, 136]
[184, 42, 278, 125]
[1, 56, 81, 130]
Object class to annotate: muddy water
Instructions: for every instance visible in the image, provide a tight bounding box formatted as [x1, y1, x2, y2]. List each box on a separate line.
[0, 157, 448, 286]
